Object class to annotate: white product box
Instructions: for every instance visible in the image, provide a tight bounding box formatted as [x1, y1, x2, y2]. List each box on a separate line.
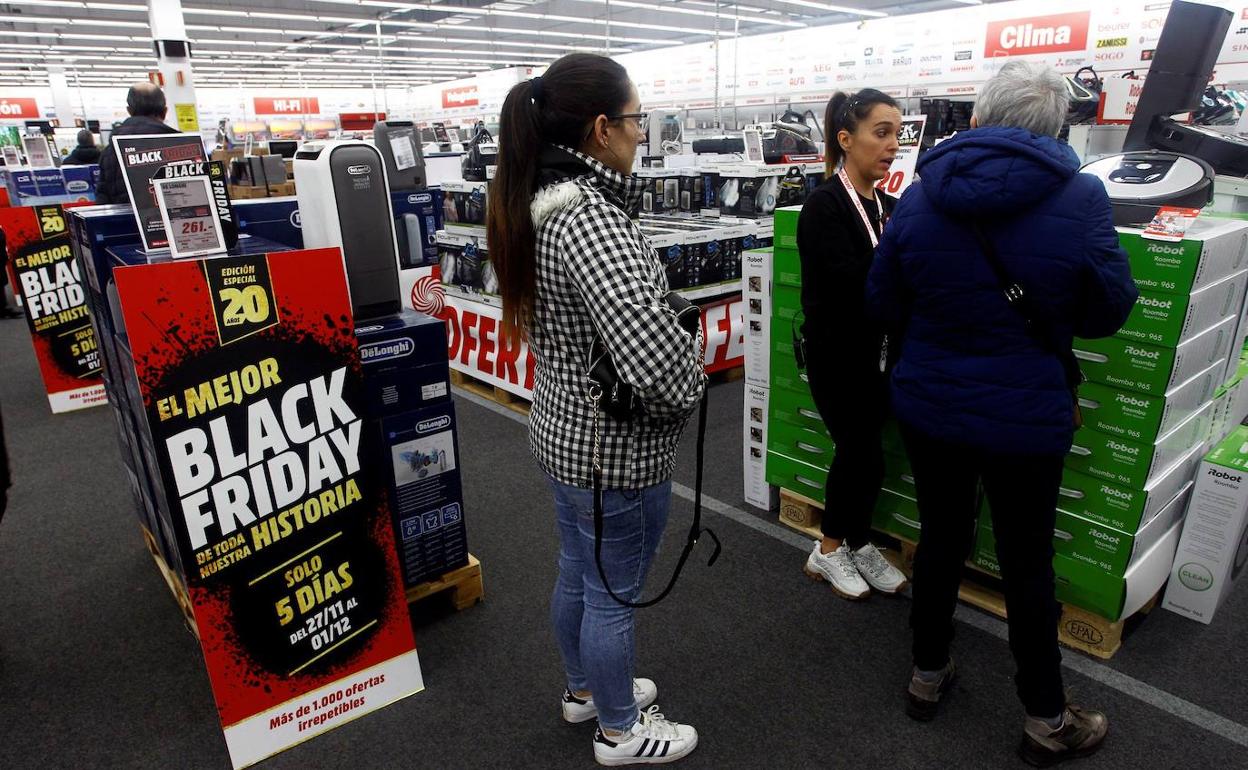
[743, 247, 773, 387]
[1163, 425, 1248, 624]
[744, 383, 778, 511]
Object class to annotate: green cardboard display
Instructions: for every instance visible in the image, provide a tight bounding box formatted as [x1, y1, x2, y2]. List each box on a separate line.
[1066, 401, 1212, 489]
[1117, 271, 1248, 348]
[1076, 360, 1222, 443]
[1058, 442, 1204, 533]
[1116, 219, 1248, 296]
[1075, 315, 1237, 396]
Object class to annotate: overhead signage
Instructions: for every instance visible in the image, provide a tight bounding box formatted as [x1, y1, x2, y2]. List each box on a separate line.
[254, 97, 320, 116]
[984, 11, 1091, 58]
[441, 86, 479, 109]
[0, 97, 39, 118]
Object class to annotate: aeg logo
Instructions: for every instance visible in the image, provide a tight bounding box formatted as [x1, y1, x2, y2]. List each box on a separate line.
[1137, 296, 1173, 310]
[1147, 243, 1183, 255]
[1124, 345, 1160, 360]
[984, 11, 1090, 57]
[1115, 393, 1150, 408]
[1107, 441, 1140, 455]
[1101, 485, 1134, 501]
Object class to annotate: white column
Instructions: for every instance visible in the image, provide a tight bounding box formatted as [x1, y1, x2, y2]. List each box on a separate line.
[46, 67, 76, 127]
[148, 0, 198, 132]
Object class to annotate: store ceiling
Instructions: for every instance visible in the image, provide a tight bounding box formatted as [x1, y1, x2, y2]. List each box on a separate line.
[0, 0, 1001, 89]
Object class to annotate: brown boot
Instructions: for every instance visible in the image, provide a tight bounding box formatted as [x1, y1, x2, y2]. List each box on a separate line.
[905, 659, 956, 721]
[1019, 704, 1108, 767]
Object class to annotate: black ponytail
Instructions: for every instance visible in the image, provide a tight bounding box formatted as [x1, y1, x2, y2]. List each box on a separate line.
[488, 53, 632, 344]
[824, 88, 898, 176]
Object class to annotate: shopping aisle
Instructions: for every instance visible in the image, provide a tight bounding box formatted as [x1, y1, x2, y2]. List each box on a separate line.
[1, 316, 1246, 769]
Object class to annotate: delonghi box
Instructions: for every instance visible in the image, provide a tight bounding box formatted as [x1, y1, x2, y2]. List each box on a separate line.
[1075, 315, 1238, 396]
[1058, 441, 1205, 533]
[1163, 425, 1248, 624]
[441, 179, 488, 226]
[1116, 218, 1248, 296]
[436, 228, 494, 293]
[376, 400, 469, 587]
[1065, 401, 1212, 490]
[1116, 270, 1248, 348]
[1076, 360, 1223, 444]
[355, 310, 451, 419]
[391, 189, 443, 269]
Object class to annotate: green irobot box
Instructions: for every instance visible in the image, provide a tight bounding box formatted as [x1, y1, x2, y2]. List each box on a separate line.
[767, 383, 825, 435]
[766, 449, 828, 503]
[1066, 401, 1212, 489]
[1076, 359, 1223, 443]
[769, 335, 809, 394]
[1058, 441, 1204, 533]
[771, 283, 802, 322]
[767, 418, 833, 472]
[1117, 218, 1248, 296]
[872, 487, 921, 542]
[1117, 270, 1248, 347]
[773, 205, 802, 251]
[1075, 314, 1237, 396]
[773, 246, 802, 288]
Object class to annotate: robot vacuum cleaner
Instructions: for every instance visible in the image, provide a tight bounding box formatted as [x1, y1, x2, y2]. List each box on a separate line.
[1079, 150, 1215, 226]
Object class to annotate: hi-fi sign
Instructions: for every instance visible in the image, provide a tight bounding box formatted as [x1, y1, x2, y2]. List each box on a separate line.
[253, 97, 319, 115]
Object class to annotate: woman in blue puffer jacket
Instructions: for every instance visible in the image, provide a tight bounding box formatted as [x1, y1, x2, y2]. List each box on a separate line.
[866, 61, 1137, 767]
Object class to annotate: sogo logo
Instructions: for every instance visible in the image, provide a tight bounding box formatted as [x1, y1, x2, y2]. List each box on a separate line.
[984, 12, 1090, 58]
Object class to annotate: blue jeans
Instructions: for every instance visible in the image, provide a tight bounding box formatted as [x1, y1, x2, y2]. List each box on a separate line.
[548, 476, 672, 731]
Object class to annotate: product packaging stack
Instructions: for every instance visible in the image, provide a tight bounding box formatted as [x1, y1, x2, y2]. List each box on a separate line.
[972, 218, 1248, 620]
[3, 164, 99, 205]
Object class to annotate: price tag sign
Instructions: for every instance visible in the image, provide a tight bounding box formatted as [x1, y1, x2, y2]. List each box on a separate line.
[153, 175, 227, 259]
[876, 115, 927, 197]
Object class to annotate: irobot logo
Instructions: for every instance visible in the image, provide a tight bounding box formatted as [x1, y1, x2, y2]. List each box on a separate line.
[1207, 468, 1244, 483]
[1092, 530, 1121, 546]
[1124, 345, 1159, 360]
[1178, 562, 1214, 591]
[1101, 485, 1134, 501]
[1146, 243, 1183, 256]
[416, 416, 452, 433]
[1137, 296, 1172, 310]
[1106, 441, 1139, 455]
[1115, 393, 1150, 408]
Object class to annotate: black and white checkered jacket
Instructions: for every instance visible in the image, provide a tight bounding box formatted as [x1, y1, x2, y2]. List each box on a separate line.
[527, 146, 706, 489]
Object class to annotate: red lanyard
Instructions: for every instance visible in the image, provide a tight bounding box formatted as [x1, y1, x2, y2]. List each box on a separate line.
[837, 166, 881, 248]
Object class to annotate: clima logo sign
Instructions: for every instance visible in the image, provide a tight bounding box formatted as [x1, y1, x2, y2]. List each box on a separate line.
[984, 11, 1090, 57]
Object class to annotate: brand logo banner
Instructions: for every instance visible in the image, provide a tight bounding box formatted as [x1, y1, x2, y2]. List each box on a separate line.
[984, 12, 1091, 58]
[441, 86, 480, 109]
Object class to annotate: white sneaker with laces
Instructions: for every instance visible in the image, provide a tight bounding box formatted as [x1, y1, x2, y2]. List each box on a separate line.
[852, 543, 908, 594]
[563, 679, 658, 724]
[805, 541, 871, 599]
[593, 705, 699, 766]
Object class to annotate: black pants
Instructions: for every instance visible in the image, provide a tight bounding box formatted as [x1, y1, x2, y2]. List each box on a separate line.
[900, 423, 1066, 718]
[805, 346, 885, 548]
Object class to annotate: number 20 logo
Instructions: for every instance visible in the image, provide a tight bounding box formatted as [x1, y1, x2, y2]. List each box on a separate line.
[218, 285, 270, 326]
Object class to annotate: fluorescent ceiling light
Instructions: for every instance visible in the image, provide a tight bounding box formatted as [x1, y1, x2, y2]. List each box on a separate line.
[564, 0, 804, 28]
[765, 0, 887, 17]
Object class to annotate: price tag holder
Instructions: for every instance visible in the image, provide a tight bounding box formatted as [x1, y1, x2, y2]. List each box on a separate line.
[153, 175, 228, 259]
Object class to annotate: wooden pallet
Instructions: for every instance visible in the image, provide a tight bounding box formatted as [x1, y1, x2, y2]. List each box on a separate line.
[140, 527, 199, 639]
[449, 369, 530, 416]
[709, 365, 745, 384]
[779, 488, 1153, 660]
[405, 554, 484, 611]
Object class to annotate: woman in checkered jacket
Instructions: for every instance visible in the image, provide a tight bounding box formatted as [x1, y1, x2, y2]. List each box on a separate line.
[487, 54, 706, 766]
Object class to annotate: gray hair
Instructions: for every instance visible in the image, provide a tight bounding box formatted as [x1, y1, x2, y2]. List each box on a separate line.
[973, 60, 1069, 137]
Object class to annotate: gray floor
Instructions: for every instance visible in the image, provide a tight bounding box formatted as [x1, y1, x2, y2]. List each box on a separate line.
[2, 314, 1247, 769]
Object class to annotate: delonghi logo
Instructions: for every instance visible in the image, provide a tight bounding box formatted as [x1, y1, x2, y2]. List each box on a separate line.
[1146, 242, 1183, 255]
[1092, 530, 1121, 546]
[407, 193, 432, 204]
[1208, 468, 1244, 483]
[1137, 296, 1173, 310]
[290, 210, 302, 228]
[954, 50, 973, 61]
[66, 180, 89, 193]
[1124, 345, 1159, 360]
[416, 416, 452, 433]
[1115, 393, 1150, 408]
[1064, 619, 1105, 646]
[347, 164, 371, 175]
[356, 324, 385, 333]
[359, 339, 414, 362]
[1101, 485, 1134, 501]
[1178, 562, 1214, 591]
[985, 11, 1090, 57]
[1107, 441, 1140, 455]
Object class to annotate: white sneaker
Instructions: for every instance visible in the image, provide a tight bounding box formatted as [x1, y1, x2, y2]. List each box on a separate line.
[805, 541, 871, 599]
[852, 543, 908, 594]
[563, 679, 659, 724]
[593, 705, 699, 766]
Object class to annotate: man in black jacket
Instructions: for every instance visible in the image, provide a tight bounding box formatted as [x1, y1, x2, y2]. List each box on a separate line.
[95, 83, 178, 204]
[62, 129, 101, 165]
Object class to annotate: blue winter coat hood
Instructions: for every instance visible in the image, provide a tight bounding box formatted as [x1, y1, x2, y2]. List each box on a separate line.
[917, 126, 1081, 217]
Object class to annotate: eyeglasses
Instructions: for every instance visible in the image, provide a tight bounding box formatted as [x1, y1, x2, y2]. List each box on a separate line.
[608, 112, 649, 133]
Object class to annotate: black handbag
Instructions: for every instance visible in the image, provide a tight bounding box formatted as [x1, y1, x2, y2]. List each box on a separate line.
[585, 291, 721, 608]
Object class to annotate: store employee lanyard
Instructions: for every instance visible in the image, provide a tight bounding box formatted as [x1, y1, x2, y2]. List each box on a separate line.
[837, 166, 882, 248]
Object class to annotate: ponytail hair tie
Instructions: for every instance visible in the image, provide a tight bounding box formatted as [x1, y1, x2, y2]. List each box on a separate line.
[530, 76, 544, 106]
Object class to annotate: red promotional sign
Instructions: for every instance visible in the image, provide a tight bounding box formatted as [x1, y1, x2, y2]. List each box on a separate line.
[113, 247, 422, 768]
[0, 97, 39, 118]
[0, 203, 106, 413]
[253, 96, 320, 115]
[441, 85, 480, 109]
[984, 11, 1090, 58]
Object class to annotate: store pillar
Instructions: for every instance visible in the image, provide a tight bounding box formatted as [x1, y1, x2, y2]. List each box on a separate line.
[46, 67, 76, 127]
[147, 0, 199, 132]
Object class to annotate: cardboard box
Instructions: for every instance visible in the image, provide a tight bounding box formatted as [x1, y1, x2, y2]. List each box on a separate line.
[1076, 360, 1223, 443]
[642, 225, 687, 290]
[32, 167, 66, 196]
[1066, 401, 1212, 489]
[635, 168, 682, 214]
[1117, 219, 1248, 296]
[1058, 442, 1204, 533]
[679, 168, 704, 213]
[1075, 314, 1238, 396]
[1117, 271, 1248, 347]
[441, 179, 487, 226]
[773, 205, 801, 251]
[766, 449, 828, 503]
[355, 310, 450, 419]
[62, 164, 96, 195]
[436, 228, 493, 293]
[744, 383, 778, 511]
[743, 247, 773, 386]
[1163, 425, 1248, 624]
[768, 418, 834, 471]
[375, 400, 469, 587]
[718, 163, 784, 218]
[872, 487, 921, 542]
[392, 189, 443, 269]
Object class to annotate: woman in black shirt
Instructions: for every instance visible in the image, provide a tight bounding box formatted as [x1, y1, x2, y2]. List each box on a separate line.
[798, 89, 908, 600]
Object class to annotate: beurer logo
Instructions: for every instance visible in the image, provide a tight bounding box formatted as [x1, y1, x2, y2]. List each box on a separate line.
[359, 339, 414, 362]
[1137, 296, 1173, 310]
[1147, 243, 1183, 255]
[416, 416, 452, 433]
[1115, 393, 1150, 408]
[408, 193, 432, 204]
[1092, 530, 1121, 546]
[984, 12, 1090, 57]
[347, 164, 371, 175]
[1208, 468, 1244, 483]
[1101, 485, 1134, 501]
[1124, 345, 1159, 360]
[1107, 441, 1140, 455]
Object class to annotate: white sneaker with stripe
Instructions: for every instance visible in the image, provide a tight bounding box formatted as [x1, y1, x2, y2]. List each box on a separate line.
[562, 678, 659, 723]
[592, 705, 698, 766]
